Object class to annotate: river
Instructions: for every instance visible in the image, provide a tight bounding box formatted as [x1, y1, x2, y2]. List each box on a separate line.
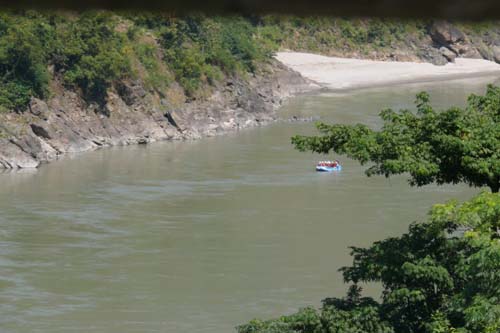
[0, 76, 498, 333]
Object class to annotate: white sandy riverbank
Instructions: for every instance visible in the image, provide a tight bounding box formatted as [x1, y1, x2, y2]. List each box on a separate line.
[275, 52, 500, 90]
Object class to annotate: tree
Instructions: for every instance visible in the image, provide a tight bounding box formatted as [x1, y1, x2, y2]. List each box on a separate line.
[56, 11, 131, 106]
[238, 192, 500, 333]
[291, 85, 500, 192]
[0, 12, 53, 111]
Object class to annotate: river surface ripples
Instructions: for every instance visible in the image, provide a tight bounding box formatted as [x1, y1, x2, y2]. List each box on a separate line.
[0, 76, 498, 333]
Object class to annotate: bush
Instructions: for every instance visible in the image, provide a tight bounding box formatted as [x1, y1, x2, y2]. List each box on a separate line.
[0, 81, 33, 111]
[55, 12, 131, 105]
[135, 14, 271, 97]
[133, 42, 171, 93]
[0, 12, 52, 111]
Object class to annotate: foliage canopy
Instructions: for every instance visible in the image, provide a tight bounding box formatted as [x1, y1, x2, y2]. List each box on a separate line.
[0, 12, 52, 111]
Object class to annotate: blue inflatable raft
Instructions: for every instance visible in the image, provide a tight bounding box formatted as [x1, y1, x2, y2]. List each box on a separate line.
[316, 161, 342, 172]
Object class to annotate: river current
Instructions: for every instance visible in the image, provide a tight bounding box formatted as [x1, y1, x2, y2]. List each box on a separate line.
[1, 76, 498, 332]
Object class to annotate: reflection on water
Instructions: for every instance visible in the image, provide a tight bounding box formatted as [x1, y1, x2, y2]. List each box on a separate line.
[0, 76, 498, 332]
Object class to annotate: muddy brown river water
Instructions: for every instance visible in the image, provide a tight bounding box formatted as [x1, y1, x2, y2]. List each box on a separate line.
[1, 76, 498, 332]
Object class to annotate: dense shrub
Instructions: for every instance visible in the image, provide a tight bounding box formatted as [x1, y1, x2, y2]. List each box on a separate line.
[152, 15, 269, 97]
[0, 11, 133, 110]
[55, 12, 131, 105]
[0, 12, 52, 111]
[132, 42, 171, 93]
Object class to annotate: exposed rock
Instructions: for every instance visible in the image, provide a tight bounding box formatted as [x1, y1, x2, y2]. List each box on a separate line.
[164, 111, 183, 131]
[477, 43, 494, 61]
[29, 98, 50, 119]
[494, 46, 500, 63]
[439, 46, 457, 62]
[0, 139, 40, 168]
[425, 21, 497, 63]
[30, 123, 51, 140]
[419, 46, 449, 66]
[116, 80, 147, 106]
[450, 43, 482, 58]
[430, 21, 466, 46]
[388, 51, 416, 62]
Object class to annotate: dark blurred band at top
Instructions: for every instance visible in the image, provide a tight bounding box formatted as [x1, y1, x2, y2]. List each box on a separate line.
[0, 0, 499, 20]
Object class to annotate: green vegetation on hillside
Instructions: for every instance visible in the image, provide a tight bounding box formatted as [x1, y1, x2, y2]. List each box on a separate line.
[56, 12, 132, 105]
[129, 14, 271, 97]
[239, 191, 500, 333]
[292, 85, 500, 193]
[0, 11, 52, 112]
[0, 11, 134, 110]
[0, 10, 498, 117]
[1, 11, 497, 113]
[0, 11, 275, 111]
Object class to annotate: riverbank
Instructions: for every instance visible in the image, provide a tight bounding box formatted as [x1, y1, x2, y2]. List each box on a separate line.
[3, 51, 500, 169]
[0, 60, 316, 169]
[275, 52, 500, 90]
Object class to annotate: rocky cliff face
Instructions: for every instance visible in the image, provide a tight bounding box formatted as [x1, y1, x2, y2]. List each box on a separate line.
[0, 61, 313, 169]
[421, 21, 500, 64]
[428, 21, 483, 63]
